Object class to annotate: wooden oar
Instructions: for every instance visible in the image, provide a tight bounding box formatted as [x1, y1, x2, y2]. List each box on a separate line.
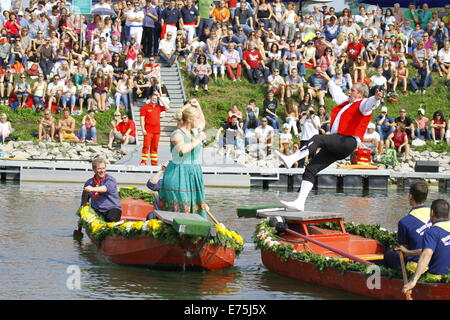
[399, 251, 413, 300]
[73, 192, 89, 240]
[205, 203, 220, 226]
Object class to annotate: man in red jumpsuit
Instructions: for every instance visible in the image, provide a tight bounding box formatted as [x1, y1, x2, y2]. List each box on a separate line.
[140, 93, 170, 165]
[276, 70, 384, 211]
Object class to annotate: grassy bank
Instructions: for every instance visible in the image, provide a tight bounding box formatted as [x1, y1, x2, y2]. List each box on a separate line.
[182, 62, 450, 153]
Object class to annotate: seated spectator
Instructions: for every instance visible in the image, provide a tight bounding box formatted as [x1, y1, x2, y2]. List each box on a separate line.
[395, 108, 415, 141]
[279, 123, 292, 155]
[0, 113, 13, 143]
[284, 68, 304, 101]
[393, 60, 409, 96]
[262, 91, 280, 134]
[80, 110, 97, 143]
[14, 74, 31, 109]
[282, 42, 305, 78]
[144, 57, 161, 82]
[351, 56, 367, 83]
[109, 113, 136, 148]
[361, 122, 383, 162]
[212, 49, 226, 81]
[32, 74, 47, 112]
[438, 40, 450, 85]
[307, 66, 327, 107]
[57, 109, 79, 143]
[290, 142, 301, 168]
[284, 98, 299, 137]
[375, 106, 396, 141]
[227, 104, 243, 125]
[46, 75, 64, 111]
[266, 43, 282, 73]
[386, 122, 411, 160]
[114, 73, 131, 112]
[215, 115, 244, 158]
[369, 67, 388, 94]
[38, 110, 56, 142]
[159, 32, 176, 67]
[78, 78, 93, 113]
[9, 38, 27, 68]
[191, 54, 212, 91]
[243, 99, 259, 132]
[303, 40, 317, 68]
[124, 36, 140, 70]
[414, 108, 431, 140]
[92, 69, 111, 112]
[412, 40, 428, 69]
[430, 110, 446, 144]
[255, 116, 274, 157]
[224, 43, 242, 81]
[61, 80, 78, 114]
[0, 32, 11, 69]
[133, 70, 151, 102]
[446, 119, 450, 144]
[317, 105, 331, 135]
[267, 68, 285, 103]
[331, 68, 352, 92]
[242, 42, 269, 84]
[409, 61, 432, 95]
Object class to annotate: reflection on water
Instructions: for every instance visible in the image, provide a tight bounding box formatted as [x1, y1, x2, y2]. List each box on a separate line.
[0, 182, 445, 299]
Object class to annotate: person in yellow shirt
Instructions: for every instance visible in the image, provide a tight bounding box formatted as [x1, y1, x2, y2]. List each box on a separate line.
[212, 1, 231, 25]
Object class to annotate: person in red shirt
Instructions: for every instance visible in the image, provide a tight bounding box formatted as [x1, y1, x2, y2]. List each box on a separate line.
[346, 37, 365, 62]
[242, 42, 269, 84]
[140, 93, 171, 165]
[115, 114, 137, 145]
[4, 13, 21, 39]
[386, 122, 411, 159]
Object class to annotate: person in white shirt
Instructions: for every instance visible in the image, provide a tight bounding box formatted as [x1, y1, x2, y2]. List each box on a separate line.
[126, 2, 145, 45]
[361, 122, 383, 162]
[255, 117, 275, 157]
[61, 80, 78, 114]
[212, 49, 226, 81]
[279, 123, 293, 155]
[438, 40, 450, 81]
[370, 67, 388, 92]
[267, 68, 285, 103]
[159, 32, 176, 67]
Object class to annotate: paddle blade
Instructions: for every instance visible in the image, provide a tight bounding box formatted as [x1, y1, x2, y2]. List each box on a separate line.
[236, 206, 286, 218]
[73, 229, 83, 240]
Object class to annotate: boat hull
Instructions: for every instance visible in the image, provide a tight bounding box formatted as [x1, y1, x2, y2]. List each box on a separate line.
[87, 231, 236, 271]
[262, 250, 450, 300]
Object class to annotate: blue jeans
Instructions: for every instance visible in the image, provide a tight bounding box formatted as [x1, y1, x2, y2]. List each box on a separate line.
[115, 93, 129, 109]
[233, 24, 252, 35]
[376, 125, 395, 141]
[265, 115, 280, 133]
[409, 74, 432, 91]
[9, 54, 27, 66]
[415, 127, 431, 140]
[197, 18, 213, 38]
[80, 125, 97, 141]
[33, 96, 45, 111]
[159, 53, 176, 66]
[62, 94, 76, 108]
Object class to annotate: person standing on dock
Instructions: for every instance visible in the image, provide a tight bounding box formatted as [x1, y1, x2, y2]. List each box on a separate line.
[276, 72, 384, 211]
[383, 181, 431, 270]
[140, 92, 170, 166]
[82, 158, 122, 222]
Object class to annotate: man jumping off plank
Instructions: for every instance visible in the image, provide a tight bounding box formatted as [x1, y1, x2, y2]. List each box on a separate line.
[276, 71, 384, 211]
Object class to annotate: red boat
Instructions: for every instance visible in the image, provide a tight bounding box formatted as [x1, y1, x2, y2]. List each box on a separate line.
[83, 198, 237, 271]
[252, 209, 450, 300]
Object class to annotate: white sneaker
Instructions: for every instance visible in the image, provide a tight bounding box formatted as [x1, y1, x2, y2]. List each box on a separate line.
[275, 150, 297, 169]
[280, 200, 304, 211]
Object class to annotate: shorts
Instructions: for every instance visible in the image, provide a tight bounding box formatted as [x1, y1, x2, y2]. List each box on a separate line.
[63, 132, 76, 140]
[16, 92, 28, 97]
[114, 132, 136, 144]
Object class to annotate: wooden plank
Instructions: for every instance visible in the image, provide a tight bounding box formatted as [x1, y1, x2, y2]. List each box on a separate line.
[257, 210, 344, 221]
[155, 210, 208, 225]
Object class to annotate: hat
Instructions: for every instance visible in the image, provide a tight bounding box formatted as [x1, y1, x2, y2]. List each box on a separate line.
[381, 106, 388, 113]
[367, 123, 375, 129]
[18, 11, 24, 16]
[418, 108, 425, 115]
[283, 123, 290, 129]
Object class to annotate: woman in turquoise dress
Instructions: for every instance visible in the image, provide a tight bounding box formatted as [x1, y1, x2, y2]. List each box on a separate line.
[158, 100, 207, 218]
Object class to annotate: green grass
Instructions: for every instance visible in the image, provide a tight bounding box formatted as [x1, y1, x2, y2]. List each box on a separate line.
[182, 61, 450, 153]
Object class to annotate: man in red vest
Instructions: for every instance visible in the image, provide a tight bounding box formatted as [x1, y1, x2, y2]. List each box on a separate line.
[140, 93, 170, 166]
[276, 70, 384, 211]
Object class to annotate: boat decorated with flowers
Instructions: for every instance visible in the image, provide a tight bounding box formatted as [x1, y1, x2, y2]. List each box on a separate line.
[76, 187, 244, 271]
[238, 206, 450, 300]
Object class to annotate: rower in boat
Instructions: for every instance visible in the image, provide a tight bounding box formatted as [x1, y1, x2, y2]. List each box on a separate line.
[403, 199, 450, 293]
[383, 181, 432, 270]
[82, 157, 122, 222]
[276, 70, 384, 211]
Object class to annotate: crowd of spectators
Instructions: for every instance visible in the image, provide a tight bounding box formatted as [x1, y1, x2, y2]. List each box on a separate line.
[0, 0, 448, 164]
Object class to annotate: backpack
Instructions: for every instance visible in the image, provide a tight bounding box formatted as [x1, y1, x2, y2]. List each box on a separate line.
[381, 148, 399, 167]
[27, 63, 39, 77]
[253, 69, 265, 84]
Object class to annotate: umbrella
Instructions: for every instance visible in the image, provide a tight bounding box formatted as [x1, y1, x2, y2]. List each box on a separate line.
[91, 7, 117, 17]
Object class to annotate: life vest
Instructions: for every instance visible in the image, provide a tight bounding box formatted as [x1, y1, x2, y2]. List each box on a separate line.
[330, 99, 373, 140]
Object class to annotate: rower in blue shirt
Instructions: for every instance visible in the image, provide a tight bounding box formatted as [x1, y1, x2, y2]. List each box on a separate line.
[383, 181, 431, 269]
[403, 199, 450, 293]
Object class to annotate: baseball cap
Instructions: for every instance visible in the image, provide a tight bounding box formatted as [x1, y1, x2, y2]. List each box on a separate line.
[418, 108, 425, 115]
[381, 106, 388, 113]
[283, 123, 290, 129]
[367, 123, 375, 129]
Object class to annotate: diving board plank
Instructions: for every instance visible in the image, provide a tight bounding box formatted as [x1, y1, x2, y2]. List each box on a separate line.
[257, 210, 344, 221]
[155, 210, 208, 224]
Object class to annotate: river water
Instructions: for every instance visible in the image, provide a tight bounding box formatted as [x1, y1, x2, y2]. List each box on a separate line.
[0, 181, 446, 300]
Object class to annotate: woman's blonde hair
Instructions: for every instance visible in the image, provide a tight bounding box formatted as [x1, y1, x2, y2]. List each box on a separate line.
[173, 104, 198, 125]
